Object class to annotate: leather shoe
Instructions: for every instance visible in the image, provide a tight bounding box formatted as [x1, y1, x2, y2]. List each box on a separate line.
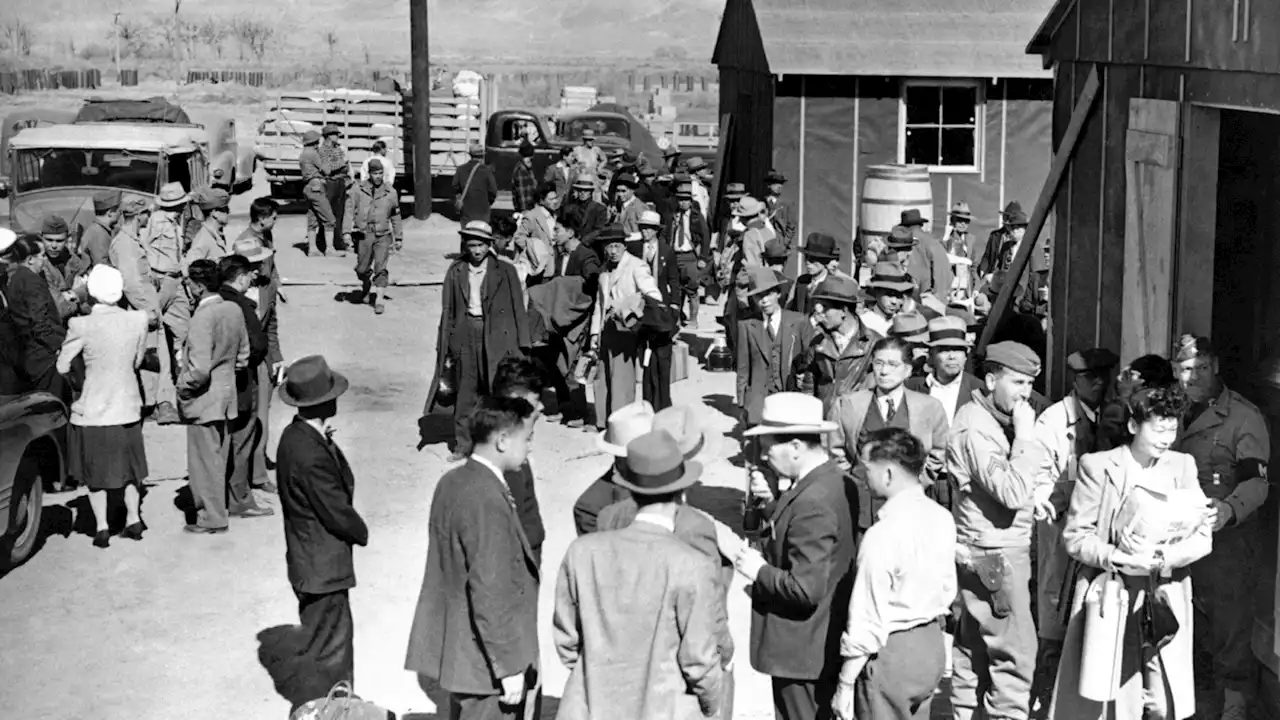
[120, 522, 146, 541]
[183, 524, 228, 534]
[231, 505, 275, 518]
[253, 480, 278, 494]
[93, 530, 110, 548]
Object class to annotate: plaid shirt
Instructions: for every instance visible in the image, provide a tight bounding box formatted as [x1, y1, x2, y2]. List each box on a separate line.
[511, 161, 538, 213]
[318, 143, 348, 177]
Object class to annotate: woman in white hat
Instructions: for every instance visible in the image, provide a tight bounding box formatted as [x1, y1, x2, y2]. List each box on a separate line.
[56, 264, 151, 548]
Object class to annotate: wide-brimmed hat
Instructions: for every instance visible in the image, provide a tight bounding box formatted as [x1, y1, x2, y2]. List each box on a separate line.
[614, 429, 703, 496]
[734, 196, 763, 217]
[40, 215, 70, 240]
[595, 225, 628, 247]
[1006, 210, 1029, 227]
[945, 304, 978, 328]
[232, 234, 275, 264]
[1001, 201, 1023, 218]
[866, 261, 914, 293]
[302, 130, 322, 146]
[765, 169, 786, 185]
[639, 165, 658, 178]
[811, 275, 862, 307]
[597, 400, 656, 456]
[571, 172, 595, 190]
[651, 404, 720, 461]
[674, 183, 694, 199]
[723, 182, 746, 199]
[0, 228, 14, 254]
[927, 315, 971, 348]
[120, 195, 152, 216]
[900, 208, 928, 227]
[802, 232, 838, 262]
[890, 312, 929, 343]
[744, 392, 837, 437]
[762, 238, 789, 263]
[949, 201, 973, 221]
[639, 210, 662, 228]
[157, 182, 189, 208]
[744, 266, 784, 297]
[686, 157, 707, 171]
[615, 173, 639, 189]
[279, 355, 349, 407]
[321, 124, 341, 137]
[93, 190, 122, 213]
[885, 225, 915, 250]
[459, 220, 495, 242]
[582, 128, 596, 139]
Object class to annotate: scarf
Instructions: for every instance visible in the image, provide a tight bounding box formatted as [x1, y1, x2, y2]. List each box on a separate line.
[972, 389, 1016, 442]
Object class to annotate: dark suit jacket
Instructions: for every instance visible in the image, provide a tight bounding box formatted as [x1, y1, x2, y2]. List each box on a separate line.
[276, 419, 369, 595]
[648, 239, 681, 305]
[560, 199, 609, 239]
[405, 459, 540, 695]
[258, 279, 283, 367]
[505, 460, 545, 558]
[219, 285, 267, 413]
[737, 309, 813, 425]
[749, 458, 857, 680]
[452, 160, 498, 224]
[662, 205, 712, 260]
[561, 242, 603, 298]
[424, 256, 530, 414]
[573, 469, 629, 536]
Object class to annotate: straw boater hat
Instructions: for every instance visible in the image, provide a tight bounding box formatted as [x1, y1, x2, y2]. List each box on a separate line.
[459, 220, 495, 242]
[279, 355, 349, 407]
[597, 401, 657, 456]
[950, 201, 973, 222]
[0, 228, 15, 255]
[744, 392, 837, 437]
[614, 429, 703, 496]
[890, 312, 929, 343]
[639, 210, 662, 228]
[927, 315, 971, 348]
[156, 182, 189, 208]
[571, 172, 595, 190]
[733, 196, 764, 218]
[233, 234, 275, 265]
[866, 261, 915, 293]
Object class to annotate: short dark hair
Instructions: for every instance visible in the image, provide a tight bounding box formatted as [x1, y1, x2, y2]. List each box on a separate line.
[559, 146, 572, 158]
[249, 197, 278, 224]
[871, 336, 913, 365]
[536, 181, 559, 202]
[1129, 385, 1190, 426]
[372, 140, 387, 153]
[3, 235, 42, 262]
[218, 253, 253, 286]
[493, 357, 546, 399]
[981, 360, 1012, 380]
[468, 396, 535, 446]
[861, 427, 926, 477]
[766, 433, 825, 449]
[634, 491, 682, 507]
[1129, 354, 1175, 388]
[187, 259, 221, 292]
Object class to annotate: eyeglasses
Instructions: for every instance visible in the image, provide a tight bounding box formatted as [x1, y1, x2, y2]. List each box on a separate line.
[872, 360, 906, 371]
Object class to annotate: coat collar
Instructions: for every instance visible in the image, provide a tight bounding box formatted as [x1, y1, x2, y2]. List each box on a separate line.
[770, 458, 841, 525]
[1098, 445, 1181, 492]
[813, 324, 872, 361]
[1182, 384, 1233, 437]
[463, 458, 540, 575]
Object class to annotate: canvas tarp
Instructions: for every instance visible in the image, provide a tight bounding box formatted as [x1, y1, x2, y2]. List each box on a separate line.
[75, 97, 191, 125]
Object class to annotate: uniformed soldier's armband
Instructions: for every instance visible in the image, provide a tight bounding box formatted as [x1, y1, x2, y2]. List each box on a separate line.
[1238, 458, 1269, 483]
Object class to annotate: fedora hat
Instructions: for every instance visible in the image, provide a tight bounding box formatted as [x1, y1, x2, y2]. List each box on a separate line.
[686, 157, 707, 171]
[651, 404, 721, 462]
[945, 304, 979, 328]
[765, 169, 786, 185]
[890, 312, 929, 343]
[639, 210, 662, 228]
[459, 220, 495, 242]
[744, 266, 784, 297]
[928, 315, 971, 348]
[762, 238, 789, 263]
[734, 196, 763, 217]
[1001, 200, 1023, 218]
[614, 429, 703, 496]
[885, 224, 915, 250]
[571, 172, 595, 190]
[233, 234, 275, 264]
[866, 261, 915, 293]
[802, 232, 839, 262]
[279, 355, 349, 407]
[900, 208, 928, 227]
[674, 183, 694, 199]
[157, 182, 189, 208]
[597, 401, 656, 456]
[1005, 209, 1029, 227]
[810, 275, 862, 307]
[615, 172, 639, 189]
[723, 182, 746, 198]
[595, 225, 628, 247]
[302, 130, 322, 146]
[744, 392, 837, 437]
[949, 201, 973, 221]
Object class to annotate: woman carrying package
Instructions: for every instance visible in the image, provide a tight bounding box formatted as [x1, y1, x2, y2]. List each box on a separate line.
[1049, 385, 1214, 720]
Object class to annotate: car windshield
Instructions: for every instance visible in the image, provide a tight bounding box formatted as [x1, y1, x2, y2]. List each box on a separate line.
[11, 148, 162, 194]
[557, 117, 631, 142]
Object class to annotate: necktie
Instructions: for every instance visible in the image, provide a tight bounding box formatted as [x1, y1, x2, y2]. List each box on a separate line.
[885, 398, 897, 420]
[677, 213, 688, 251]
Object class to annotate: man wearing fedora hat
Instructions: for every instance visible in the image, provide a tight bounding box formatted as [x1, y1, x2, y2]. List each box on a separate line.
[298, 129, 339, 257]
[720, 196, 771, 350]
[789, 232, 846, 316]
[559, 172, 609, 244]
[684, 157, 712, 217]
[860, 260, 913, 337]
[424, 220, 530, 460]
[944, 201, 979, 300]
[407, 395, 541, 720]
[946, 340, 1043, 720]
[589, 224, 662, 417]
[554, 428, 726, 720]
[885, 217, 952, 303]
[735, 392, 856, 720]
[664, 180, 711, 328]
[453, 143, 499, 225]
[888, 312, 931, 377]
[905, 315, 983, 425]
[275, 353, 368, 706]
[344, 157, 403, 315]
[976, 201, 1022, 279]
[737, 267, 813, 429]
[232, 231, 284, 493]
[763, 169, 796, 252]
[807, 274, 879, 412]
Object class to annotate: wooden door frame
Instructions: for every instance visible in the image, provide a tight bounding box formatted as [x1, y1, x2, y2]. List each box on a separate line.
[1175, 103, 1221, 339]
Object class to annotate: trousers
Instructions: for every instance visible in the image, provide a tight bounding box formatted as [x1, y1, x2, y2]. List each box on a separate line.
[1192, 522, 1261, 694]
[855, 621, 945, 720]
[452, 316, 487, 453]
[304, 181, 336, 251]
[188, 420, 231, 529]
[142, 273, 189, 408]
[642, 333, 673, 410]
[772, 676, 836, 720]
[326, 178, 349, 250]
[294, 589, 354, 708]
[592, 324, 640, 429]
[355, 232, 392, 289]
[950, 545, 1035, 720]
[227, 406, 259, 513]
[448, 665, 540, 720]
[252, 362, 272, 487]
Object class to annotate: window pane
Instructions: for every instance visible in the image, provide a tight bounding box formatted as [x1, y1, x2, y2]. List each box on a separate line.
[905, 127, 941, 166]
[905, 85, 940, 125]
[942, 86, 978, 125]
[940, 128, 976, 167]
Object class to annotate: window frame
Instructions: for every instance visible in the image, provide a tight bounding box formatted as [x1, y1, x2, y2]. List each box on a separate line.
[897, 78, 986, 175]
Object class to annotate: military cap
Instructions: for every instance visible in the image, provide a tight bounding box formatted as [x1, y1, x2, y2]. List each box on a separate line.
[93, 190, 122, 213]
[119, 195, 152, 216]
[367, 158, 384, 171]
[1067, 348, 1120, 373]
[302, 130, 322, 146]
[321, 124, 341, 137]
[41, 215, 70, 239]
[197, 188, 231, 212]
[986, 341, 1041, 377]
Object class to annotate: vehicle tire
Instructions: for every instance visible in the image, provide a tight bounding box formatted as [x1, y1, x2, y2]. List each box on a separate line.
[1, 455, 43, 569]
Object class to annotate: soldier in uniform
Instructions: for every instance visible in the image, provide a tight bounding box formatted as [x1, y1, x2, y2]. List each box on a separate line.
[182, 190, 232, 271]
[145, 182, 192, 425]
[319, 124, 351, 257]
[1027, 347, 1118, 718]
[81, 191, 122, 266]
[298, 130, 338, 257]
[571, 128, 607, 183]
[343, 158, 403, 316]
[947, 341, 1042, 720]
[1170, 334, 1271, 720]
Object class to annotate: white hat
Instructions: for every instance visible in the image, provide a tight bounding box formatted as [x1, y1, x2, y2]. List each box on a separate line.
[596, 400, 656, 456]
[639, 210, 662, 228]
[0, 228, 15, 255]
[743, 392, 837, 436]
[87, 264, 124, 305]
[626, 231, 643, 242]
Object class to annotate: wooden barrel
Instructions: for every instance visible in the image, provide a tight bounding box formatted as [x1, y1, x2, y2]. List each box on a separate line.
[858, 164, 934, 268]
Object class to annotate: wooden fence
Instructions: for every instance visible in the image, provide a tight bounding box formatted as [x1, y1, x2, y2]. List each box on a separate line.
[0, 69, 101, 93]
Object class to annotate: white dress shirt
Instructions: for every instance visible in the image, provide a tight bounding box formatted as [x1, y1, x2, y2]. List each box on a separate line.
[840, 485, 957, 660]
[927, 372, 965, 423]
[673, 211, 694, 252]
[875, 386, 905, 419]
[469, 453, 510, 491]
[634, 511, 675, 532]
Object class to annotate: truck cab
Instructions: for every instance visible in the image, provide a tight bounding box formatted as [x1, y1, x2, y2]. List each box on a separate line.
[485, 110, 560, 193]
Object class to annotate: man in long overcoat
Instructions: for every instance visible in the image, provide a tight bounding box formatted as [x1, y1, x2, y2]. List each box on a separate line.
[422, 221, 530, 459]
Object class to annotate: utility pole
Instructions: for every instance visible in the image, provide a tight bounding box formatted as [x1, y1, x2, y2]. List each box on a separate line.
[113, 12, 122, 82]
[409, 0, 432, 219]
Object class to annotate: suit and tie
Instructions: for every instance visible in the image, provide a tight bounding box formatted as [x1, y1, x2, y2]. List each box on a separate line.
[276, 417, 369, 707]
[406, 457, 540, 720]
[641, 237, 681, 410]
[664, 205, 712, 302]
[736, 309, 813, 426]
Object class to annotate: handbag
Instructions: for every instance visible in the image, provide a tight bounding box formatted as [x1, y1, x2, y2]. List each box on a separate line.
[290, 681, 392, 720]
[1141, 577, 1180, 653]
[454, 163, 481, 215]
[139, 347, 162, 374]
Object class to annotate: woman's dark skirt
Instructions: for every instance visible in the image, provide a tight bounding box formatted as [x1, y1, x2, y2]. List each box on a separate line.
[68, 421, 148, 491]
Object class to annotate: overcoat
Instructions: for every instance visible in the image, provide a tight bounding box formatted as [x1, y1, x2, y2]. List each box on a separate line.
[1049, 447, 1210, 720]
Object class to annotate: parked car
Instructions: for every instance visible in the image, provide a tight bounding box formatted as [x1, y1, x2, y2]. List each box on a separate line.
[0, 390, 66, 569]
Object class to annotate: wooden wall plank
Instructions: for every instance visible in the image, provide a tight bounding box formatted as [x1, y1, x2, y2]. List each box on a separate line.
[1185, 69, 1280, 113]
[1064, 62, 1103, 356]
[1147, 0, 1189, 66]
[1111, 0, 1146, 63]
[1077, 0, 1112, 62]
[1176, 105, 1219, 338]
[1142, 66, 1183, 101]
[1048, 61, 1077, 397]
[1098, 65, 1140, 362]
[1121, 98, 1181, 363]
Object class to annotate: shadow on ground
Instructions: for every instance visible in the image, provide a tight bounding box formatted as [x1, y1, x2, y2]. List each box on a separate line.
[416, 412, 454, 452]
[400, 674, 561, 719]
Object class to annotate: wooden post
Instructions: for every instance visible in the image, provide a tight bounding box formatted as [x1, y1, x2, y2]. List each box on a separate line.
[409, 0, 431, 219]
[977, 65, 1103, 353]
